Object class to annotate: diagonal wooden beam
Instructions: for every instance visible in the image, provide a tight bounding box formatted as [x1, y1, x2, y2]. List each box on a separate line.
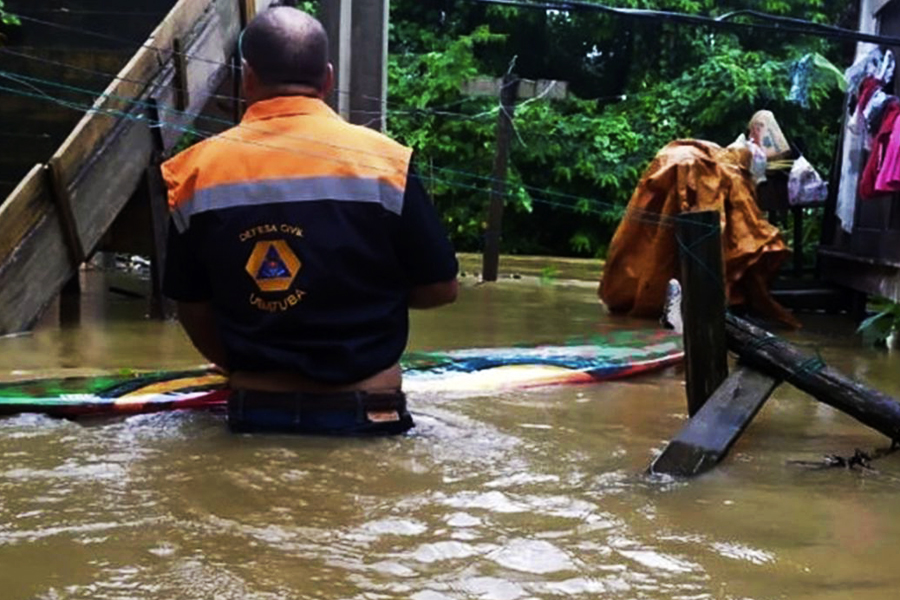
[44, 157, 85, 266]
[650, 366, 780, 477]
[726, 312, 900, 441]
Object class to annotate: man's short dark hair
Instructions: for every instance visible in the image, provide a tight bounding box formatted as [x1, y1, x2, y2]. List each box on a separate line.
[240, 7, 329, 89]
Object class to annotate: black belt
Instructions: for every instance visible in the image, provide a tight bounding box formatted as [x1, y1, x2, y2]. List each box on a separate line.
[228, 389, 406, 413]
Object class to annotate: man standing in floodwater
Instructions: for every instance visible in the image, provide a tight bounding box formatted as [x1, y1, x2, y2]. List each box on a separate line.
[161, 6, 458, 435]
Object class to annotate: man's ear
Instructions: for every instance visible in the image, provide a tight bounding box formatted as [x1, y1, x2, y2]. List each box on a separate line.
[241, 59, 258, 100]
[321, 63, 335, 99]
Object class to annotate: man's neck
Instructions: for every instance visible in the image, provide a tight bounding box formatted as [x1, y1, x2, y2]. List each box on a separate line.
[246, 84, 323, 106]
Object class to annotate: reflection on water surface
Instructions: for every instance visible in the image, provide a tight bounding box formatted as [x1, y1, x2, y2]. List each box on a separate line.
[1, 272, 899, 599]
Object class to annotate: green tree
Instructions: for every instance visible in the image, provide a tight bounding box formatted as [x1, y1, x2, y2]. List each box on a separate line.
[0, 0, 19, 26]
[386, 0, 853, 256]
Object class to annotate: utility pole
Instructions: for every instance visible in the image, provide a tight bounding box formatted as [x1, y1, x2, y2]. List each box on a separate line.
[483, 73, 519, 282]
[463, 75, 568, 281]
[320, 0, 352, 120]
[321, 0, 388, 130]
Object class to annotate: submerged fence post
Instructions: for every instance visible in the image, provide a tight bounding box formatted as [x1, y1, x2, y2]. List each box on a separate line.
[146, 99, 174, 320]
[482, 73, 519, 282]
[677, 210, 728, 416]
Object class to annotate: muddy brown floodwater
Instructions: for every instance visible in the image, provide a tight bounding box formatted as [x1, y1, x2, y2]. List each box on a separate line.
[1, 270, 899, 599]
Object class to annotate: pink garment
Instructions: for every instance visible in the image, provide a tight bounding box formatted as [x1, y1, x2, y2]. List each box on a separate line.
[875, 107, 900, 193]
[860, 99, 900, 198]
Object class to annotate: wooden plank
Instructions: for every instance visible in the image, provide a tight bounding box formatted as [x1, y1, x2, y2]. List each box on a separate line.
[650, 367, 780, 477]
[173, 37, 190, 111]
[726, 313, 900, 440]
[818, 248, 900, 303]
[45, 157, 85, 265]
[0, 165, 52, 267]
[0, 108, 156, 335]
[678, 210, 728, 416]
[241, 0, 258, 26]
[62, 0, 240, 252]
[71, 110, 157, 259]
[516, 79, 568, 100]
[0, 208, 75, 334]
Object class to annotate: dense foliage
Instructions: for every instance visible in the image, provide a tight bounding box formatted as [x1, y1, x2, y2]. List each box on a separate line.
[384, 0, 857, 257]
[0, 1, 19, 27]
[858, 297, 900, 347]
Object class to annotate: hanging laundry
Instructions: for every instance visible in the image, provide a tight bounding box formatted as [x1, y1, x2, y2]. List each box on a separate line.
[863, 90, 894, 135]
[845, 47, 886, 96]
[863, 90, 893, 131]
[748, 110, 791, 159]
[837, 48, 894, 232]
[836, 123, 866, 233]
[787, 53, 847, 109]
[874, 104, 900, 193]
[849, 75, 882, 138]
[860, 98, 900, 199]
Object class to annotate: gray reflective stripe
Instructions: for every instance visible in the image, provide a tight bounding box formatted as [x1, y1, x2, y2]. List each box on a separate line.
[172, 176, 405, 232]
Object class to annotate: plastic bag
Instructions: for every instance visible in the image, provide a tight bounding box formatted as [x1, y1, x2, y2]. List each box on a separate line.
[788, 156, 828, 206]
[729, 133, 768, 184]
[748, 110, 791, 160]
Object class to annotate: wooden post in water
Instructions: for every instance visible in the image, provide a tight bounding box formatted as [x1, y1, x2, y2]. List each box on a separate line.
[461, 76, 566, 281]
[45, 157, 85, 324]
[651, 211, 777, 477]
[678, 210, 728, 416]
[146, 100, 174, 320]
[482, 73, 519, 282]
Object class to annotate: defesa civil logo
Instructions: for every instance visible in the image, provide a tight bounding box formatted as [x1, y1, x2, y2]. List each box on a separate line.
[245, 240, 301, 292]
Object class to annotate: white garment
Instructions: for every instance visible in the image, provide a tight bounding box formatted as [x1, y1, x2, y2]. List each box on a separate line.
[837, 48, 894, 233]
[837, 119, 865, 233]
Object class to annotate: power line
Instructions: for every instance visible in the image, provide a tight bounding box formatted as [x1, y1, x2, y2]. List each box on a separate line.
[13, 9, 167, 17]
[0, 46, 505, 124]
[0, 71, 699, 231]
[472, 0, 900, 47]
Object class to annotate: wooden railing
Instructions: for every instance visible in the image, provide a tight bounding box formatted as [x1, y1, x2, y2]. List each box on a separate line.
[0, 0, 271, 334]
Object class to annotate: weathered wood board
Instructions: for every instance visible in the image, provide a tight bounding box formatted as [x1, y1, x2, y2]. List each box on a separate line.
[0, 165, 47, 265]
[0, 0, 275, 334]
[650, 366, 780, 477]
[726, 313, 900, 441]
